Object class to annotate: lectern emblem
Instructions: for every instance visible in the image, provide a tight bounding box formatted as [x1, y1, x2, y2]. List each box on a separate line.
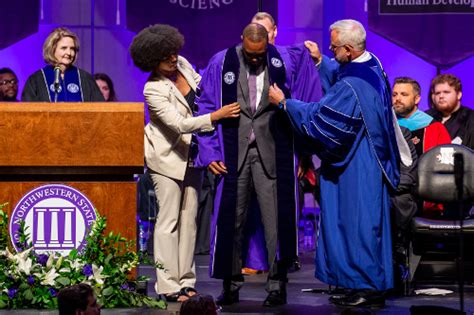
[9, 184, 97, 256]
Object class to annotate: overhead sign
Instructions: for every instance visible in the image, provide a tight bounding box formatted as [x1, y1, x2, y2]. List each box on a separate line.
[380, 0, 474, 14]
[369, 0, 474, 68]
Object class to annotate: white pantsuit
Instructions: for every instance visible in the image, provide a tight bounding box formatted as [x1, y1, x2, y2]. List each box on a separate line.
[143, 56, 214, 294]
[150, 167, 203, 293]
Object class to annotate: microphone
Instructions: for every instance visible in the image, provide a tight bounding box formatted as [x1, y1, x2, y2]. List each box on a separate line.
[53, 66, 61, 92]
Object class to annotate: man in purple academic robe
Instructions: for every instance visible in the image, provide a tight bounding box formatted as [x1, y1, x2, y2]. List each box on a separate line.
[195, 23, 322, 307]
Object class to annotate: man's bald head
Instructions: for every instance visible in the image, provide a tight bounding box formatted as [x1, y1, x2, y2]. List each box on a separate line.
[242, 23, 268, 44]
[241, 23, 268, 69]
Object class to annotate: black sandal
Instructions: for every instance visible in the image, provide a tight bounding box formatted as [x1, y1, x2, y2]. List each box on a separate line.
[180, 287, 197, 297]
[164, 291, 181, 302]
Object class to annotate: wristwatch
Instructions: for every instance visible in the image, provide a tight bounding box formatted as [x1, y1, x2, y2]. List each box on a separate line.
[278, 98, 286, 110]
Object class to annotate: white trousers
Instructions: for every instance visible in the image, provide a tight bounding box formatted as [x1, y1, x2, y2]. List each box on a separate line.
[150, 167, 203, 294]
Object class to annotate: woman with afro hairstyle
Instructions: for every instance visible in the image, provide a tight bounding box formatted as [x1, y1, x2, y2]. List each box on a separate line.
[130, 24, 240, 302]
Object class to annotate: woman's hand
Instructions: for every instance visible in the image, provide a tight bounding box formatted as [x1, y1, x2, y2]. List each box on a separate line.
[210, 102, 240, 122]
[208, 161, 227, 175]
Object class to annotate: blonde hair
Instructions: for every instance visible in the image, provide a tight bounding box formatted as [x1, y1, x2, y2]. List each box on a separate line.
[42, 27, 80, 66]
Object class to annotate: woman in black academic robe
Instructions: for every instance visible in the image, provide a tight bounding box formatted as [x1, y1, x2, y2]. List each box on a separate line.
[22, 27, 104, 102]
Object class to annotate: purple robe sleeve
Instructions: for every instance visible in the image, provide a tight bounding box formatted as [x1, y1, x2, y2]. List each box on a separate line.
[278, 44, 323, 103]
[195, 52, 226, 168]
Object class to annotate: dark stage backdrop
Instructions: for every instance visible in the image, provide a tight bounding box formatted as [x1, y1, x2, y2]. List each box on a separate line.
[0, 1, 40, 49]
[126, 0, 278, 69]
[368, 0, 474, 69]
[0, 0, 472, 106]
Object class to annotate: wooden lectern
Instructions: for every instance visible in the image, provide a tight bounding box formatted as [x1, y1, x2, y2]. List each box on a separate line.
[0, 102, 144, 249]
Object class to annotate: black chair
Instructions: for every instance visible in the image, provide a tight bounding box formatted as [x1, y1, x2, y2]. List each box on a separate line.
[409, 144, 474, 285]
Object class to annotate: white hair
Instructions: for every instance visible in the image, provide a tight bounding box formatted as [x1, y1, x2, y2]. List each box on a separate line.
[329, 19, 366, 51]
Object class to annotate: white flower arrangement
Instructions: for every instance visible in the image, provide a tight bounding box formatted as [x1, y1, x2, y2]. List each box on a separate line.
[0, 204, 165, 309]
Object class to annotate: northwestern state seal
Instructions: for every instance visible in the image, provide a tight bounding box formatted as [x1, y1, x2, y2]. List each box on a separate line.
[9, 184, 97, 256]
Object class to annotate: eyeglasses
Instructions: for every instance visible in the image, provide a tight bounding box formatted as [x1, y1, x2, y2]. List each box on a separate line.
[160, 54, 178, 64]
[329, 43, 356, 53]
[329, 44, 345, 52]
[0, 78, 18, 86]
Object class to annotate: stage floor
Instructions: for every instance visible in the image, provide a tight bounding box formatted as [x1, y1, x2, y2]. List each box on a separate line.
[152, 252, 474, 314]
[1, 251, 472, 314]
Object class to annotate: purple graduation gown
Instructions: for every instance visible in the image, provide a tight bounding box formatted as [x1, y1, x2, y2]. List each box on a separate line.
[196, 44, 322, 278]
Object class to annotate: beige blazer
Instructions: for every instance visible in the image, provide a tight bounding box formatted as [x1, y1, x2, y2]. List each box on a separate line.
[144, 56, 213, 180]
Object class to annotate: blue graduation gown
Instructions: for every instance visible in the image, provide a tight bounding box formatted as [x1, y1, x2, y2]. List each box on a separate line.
[285, 55, 400, 291]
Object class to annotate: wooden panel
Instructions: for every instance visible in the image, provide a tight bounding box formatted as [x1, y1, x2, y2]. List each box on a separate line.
[0, 102, 144, 167]
[1, 181, 137, 249]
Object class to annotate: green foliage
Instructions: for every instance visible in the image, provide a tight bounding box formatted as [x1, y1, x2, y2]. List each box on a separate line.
[0, 203, 166, 310]
[0, 204, 9, 249]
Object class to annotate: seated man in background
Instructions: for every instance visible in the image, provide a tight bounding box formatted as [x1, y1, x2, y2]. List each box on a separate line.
[393, 76, 451, 218]
[426, 74, 474, 219]
[426, 73, 474, 150]
[0, 68, 19, 102]
[393, 76, 451, 157]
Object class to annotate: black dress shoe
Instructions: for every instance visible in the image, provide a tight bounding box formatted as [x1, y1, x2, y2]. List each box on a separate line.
[328, 289, 361, 304]
[334, 290, 385, 308]
[163, 292, 180, 302]
[329, 294, 347, 304]
[216, 290, 239, 306]
[328, 289, 356, 304]
[263, 290, 287, 307]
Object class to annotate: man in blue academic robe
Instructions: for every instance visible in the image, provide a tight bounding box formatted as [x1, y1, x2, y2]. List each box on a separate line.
[269, 19, 401, 307]
[196, 23, 322, 306]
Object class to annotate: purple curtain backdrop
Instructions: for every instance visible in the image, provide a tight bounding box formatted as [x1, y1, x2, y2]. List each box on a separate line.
[126, 0, 277, 69]
[0, 1, 40, 49]
[368, 0, 474, 69]
[0, 0, 472, 107]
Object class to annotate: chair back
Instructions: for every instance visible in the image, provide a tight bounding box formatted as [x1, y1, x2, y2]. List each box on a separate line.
[417, 144, 473, 203]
